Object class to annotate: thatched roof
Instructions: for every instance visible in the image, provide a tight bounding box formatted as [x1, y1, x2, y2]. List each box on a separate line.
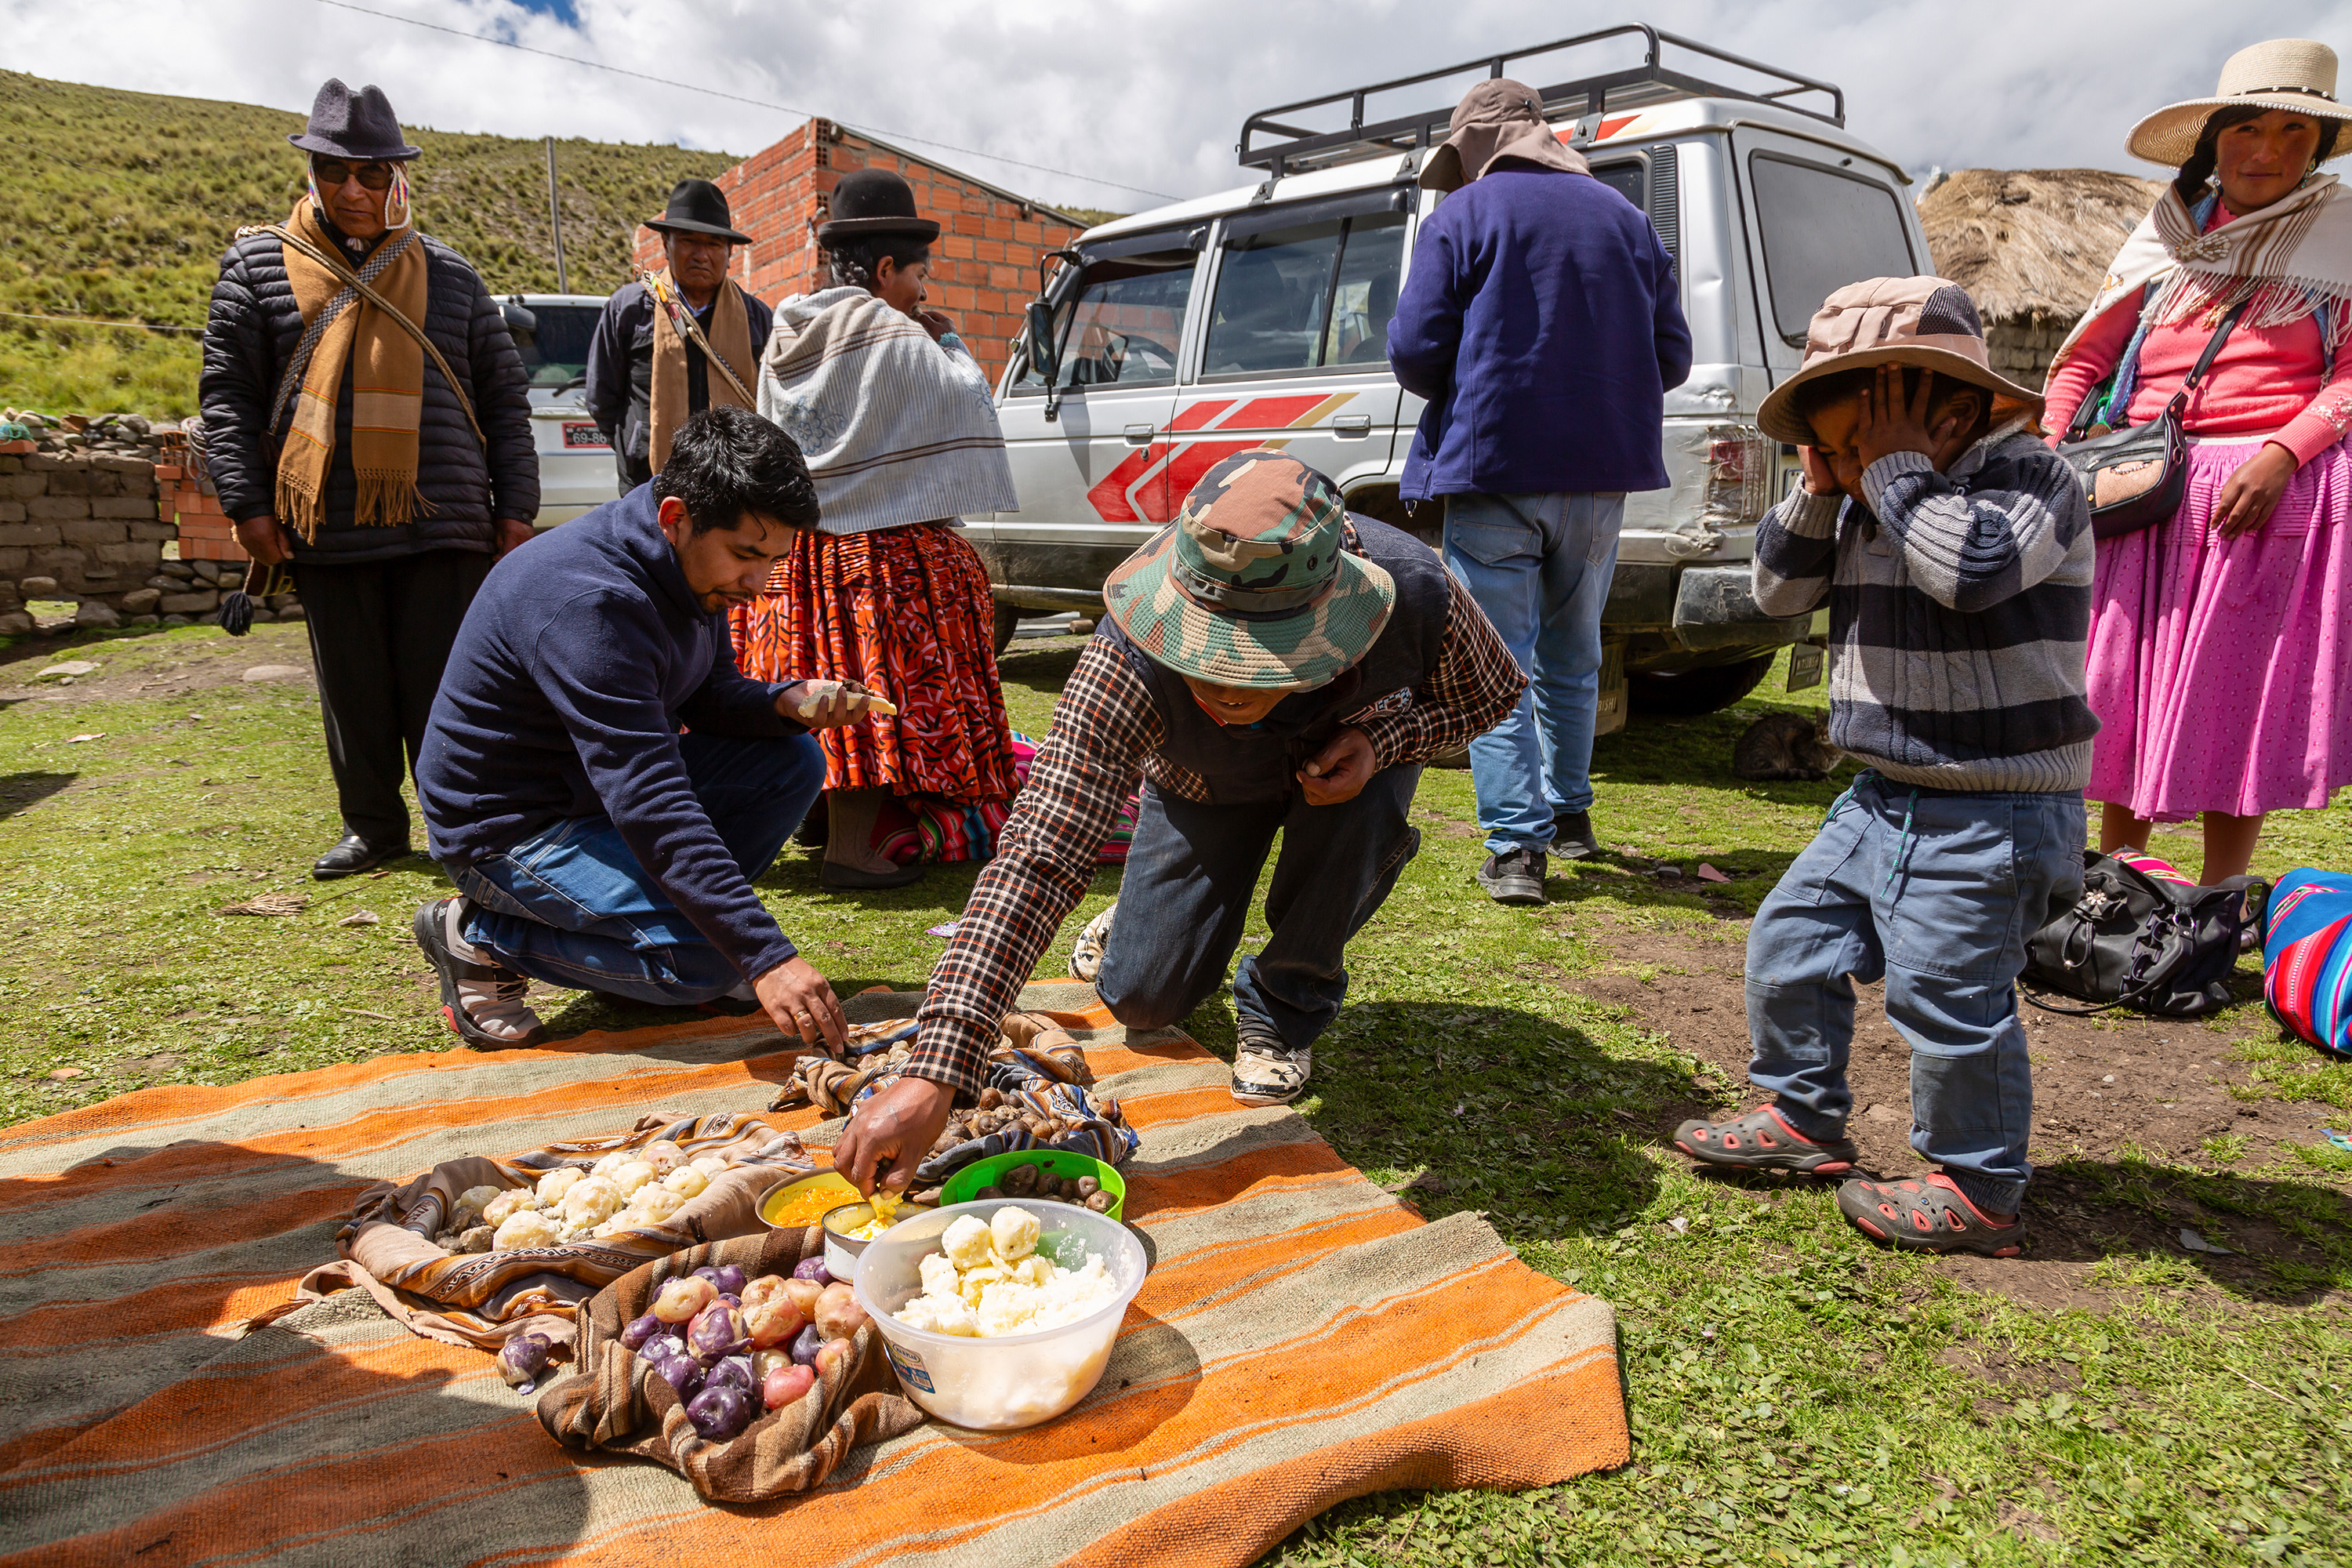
[1918, 168, 2165, 324]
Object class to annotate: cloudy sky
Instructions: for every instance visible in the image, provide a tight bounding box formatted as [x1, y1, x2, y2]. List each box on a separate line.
[9, 0, 2349, 209]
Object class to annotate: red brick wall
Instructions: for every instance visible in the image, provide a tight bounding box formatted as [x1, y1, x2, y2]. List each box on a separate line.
[633, 122, 1086, 387]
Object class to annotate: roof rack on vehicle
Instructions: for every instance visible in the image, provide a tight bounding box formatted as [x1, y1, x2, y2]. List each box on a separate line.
[1236, 23, 1844, 178]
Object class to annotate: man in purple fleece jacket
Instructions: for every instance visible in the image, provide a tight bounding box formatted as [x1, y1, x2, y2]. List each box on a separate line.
[412, 408, 873, 1051]
[1388, 79, 1691, 908]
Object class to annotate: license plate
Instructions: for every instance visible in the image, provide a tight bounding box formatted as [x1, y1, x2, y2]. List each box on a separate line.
[1788, 641, 1826, 691]
[561, 421, 608, 450]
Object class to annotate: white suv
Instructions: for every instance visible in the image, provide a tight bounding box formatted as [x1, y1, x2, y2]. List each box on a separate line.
[497, 294, 620, 528]
[967, 26, 1933, 717]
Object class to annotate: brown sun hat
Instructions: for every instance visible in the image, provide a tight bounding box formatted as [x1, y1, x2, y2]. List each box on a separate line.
[2127, 38, 2352, 168]
[1417, 78, 1592, 192]
[1755, 276, 2044, 446]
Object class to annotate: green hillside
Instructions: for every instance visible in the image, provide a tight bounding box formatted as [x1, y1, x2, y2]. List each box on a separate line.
[0, 71, 739, 416]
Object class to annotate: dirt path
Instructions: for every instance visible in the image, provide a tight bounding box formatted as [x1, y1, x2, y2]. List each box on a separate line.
[2, 626, 315, 706]
[1571, 895, 2347, 1312]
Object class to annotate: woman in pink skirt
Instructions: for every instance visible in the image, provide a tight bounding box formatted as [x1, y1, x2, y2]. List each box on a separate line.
[2046, 38, 2352, 882]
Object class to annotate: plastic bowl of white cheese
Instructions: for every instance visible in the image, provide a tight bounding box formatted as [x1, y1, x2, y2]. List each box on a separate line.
[854, 1198, 1147, 1431]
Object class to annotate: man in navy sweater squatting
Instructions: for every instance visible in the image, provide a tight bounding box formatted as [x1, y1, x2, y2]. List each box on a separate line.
[412, 406, 872, 1053]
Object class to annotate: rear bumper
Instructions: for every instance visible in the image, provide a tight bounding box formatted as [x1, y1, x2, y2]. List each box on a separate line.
[974, 547, 1809, 655]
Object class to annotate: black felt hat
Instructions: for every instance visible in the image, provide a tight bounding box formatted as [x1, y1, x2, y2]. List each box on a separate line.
[287, 78, 421, 162]
[815, 169, 940, 243]
[646, 179, 750, 245]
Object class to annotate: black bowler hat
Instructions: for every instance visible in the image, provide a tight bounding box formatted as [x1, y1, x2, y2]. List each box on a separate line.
[815, 169, 940, 243]
[287, 78, 421, 162]
[647, 180, 750, 245]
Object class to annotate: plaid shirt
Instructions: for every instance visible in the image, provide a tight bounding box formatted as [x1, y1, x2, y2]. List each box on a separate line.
[909, 567, 1524, 1094]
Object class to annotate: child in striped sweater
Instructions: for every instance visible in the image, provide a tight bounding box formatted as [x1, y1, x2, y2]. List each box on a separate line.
[1671, 277, 2095, 1257]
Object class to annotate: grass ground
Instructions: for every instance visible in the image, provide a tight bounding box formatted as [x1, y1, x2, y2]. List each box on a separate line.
[4, 620, 2350, 1565]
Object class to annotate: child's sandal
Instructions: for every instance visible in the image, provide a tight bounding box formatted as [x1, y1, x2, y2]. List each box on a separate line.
[1672, 1105, 1858, 1175]
[1836, 1173, 2027, 1257]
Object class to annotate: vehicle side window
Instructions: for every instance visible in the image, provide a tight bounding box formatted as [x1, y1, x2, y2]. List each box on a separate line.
[1018, 250, 1196, 391]
[1590, 160, 1644, 212]
[1748, 152, 1916, 345]
[1202, 209, 1406, 378]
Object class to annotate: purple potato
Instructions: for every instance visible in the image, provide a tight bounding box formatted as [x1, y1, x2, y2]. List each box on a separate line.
[706, 1355, 754, 1396]
[649, 1352, 702, 1400]
[640, 1334, 686, 1365]
[791, 1257, 833, 1284]
[685, 1381, 754, 1441]
[789, 1322, 824, 1367]
[497, 1333, 552, 1393]
[709, 1264, 747, 1298]
[691, 1265, 720, 1283]
[688, 1303, 745, 1363]
[718, 1293, 742, 1310]
[619, 1311, 662, 1352]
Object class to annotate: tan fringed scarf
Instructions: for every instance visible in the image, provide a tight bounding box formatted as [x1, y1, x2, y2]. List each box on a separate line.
[274, 200, 430, 539]
[648, 272, 755, 473]
[2051, 174, 2352, 378]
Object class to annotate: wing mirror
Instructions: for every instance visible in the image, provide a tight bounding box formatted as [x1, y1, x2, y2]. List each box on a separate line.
[1025, 300, 1060, 389]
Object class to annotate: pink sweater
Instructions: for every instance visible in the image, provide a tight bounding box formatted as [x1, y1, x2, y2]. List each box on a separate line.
[2044, 211, 2352, 466]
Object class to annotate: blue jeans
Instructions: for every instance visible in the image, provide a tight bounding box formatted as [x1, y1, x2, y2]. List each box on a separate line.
[1094, 767, 1424, 1050]
[452, 731, 826, 1005]
[1744, 771, 2085, 1212]
[1442, 492, 1624, 855]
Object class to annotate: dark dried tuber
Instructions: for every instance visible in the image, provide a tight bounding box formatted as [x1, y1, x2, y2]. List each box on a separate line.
[1084, 1189, 1116, 1213]
[973, 1184, 1003, 1200]
[1076, 1175, 1101, 1200]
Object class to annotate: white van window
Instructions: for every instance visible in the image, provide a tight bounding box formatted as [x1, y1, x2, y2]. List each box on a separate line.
[1203, 209, 1406, 378]
[1020, 249, 1196, 391]
[1749, 153, 1916, 344]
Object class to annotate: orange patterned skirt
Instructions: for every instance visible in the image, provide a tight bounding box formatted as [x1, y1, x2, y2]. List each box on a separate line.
[729, 521, 1018, 806]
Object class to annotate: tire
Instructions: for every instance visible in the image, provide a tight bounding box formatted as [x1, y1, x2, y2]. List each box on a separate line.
[1627, 653, 1777, 717]
[991, 601, 1020, 657]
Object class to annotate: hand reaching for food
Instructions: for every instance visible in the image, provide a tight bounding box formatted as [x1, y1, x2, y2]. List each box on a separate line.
[776, 680, 898, 728]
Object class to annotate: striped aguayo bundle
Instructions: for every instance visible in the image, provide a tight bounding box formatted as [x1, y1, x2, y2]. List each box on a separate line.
[0, 983, 1628, 1567]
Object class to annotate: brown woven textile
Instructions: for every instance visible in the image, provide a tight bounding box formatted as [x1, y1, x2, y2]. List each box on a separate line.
[648, 270, 757, 473]
[535, 1227, 924, 1500]
[294, 1109, 815, 1350]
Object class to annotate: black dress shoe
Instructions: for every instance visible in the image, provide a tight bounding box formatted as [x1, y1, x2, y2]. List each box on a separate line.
[313, 833, 409, 880]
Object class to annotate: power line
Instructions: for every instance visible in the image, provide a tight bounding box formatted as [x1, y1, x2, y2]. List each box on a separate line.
[310, 0, 1174, 202]
[0, 309, 203, 332]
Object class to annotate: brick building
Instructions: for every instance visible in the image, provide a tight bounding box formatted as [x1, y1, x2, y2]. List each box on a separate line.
[632, 121, 1089, 383]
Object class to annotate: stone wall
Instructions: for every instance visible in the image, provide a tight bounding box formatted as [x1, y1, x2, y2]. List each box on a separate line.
[0, 413, 299, 637]
[1987, 316, 2069, 394]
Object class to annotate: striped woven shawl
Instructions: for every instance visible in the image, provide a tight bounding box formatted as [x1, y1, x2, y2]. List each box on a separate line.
[757, 286, 1018, 535]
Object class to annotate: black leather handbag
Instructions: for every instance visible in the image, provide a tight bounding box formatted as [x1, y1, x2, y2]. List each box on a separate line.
[2023, 850, 2267, 1017]
[2057, 297, 2250, 540]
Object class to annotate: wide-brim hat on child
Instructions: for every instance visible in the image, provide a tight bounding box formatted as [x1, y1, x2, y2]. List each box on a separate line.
[2127, 38, 2352, 167]
[1103, 450, 1396, 691]
[1417, 78, 1592, 192]
[1755, 276, 2045, 446]
[815, 169, 942, 243]
[647, 179, 750, 245]
[287, 78, 420, 162]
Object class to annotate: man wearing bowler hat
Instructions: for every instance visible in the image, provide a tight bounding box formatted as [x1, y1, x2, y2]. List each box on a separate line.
[199, 78, 537, 880]
[586, 180, 772, 489]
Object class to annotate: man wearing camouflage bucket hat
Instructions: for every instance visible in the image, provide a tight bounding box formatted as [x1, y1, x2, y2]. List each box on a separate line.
[831, 452, 1525, 1184]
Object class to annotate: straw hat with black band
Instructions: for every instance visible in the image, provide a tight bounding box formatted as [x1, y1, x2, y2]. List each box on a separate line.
[2126, 38, 2352, 169]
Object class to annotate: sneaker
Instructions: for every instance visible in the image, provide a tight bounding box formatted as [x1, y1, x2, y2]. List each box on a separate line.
[1230, 1029, 1312, 1107]
[1476, 847, 1547, 906]
[1550, 810, 1602, 860]
[1071, 902, 1116, 983]
[412, 898, 547, 1049]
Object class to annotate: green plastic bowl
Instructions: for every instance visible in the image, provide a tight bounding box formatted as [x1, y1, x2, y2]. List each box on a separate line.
[940, 1149, 1125, 1221]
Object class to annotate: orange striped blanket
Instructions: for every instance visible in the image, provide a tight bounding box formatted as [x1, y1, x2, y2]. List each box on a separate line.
[0, 983, 1627, 1566]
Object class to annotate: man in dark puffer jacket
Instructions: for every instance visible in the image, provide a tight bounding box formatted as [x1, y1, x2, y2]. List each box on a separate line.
[200, 79, 538, 879]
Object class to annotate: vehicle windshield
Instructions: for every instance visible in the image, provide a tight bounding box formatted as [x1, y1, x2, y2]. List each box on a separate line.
[506, 303, 601, 390]
[1022, 246, 1198, 391]
[1748, 154, 1917, 345]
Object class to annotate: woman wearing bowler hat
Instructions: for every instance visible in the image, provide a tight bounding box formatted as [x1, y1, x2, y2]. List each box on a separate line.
[2045, 38, 2352, 884]
[733, 168, 1022, 889]
[198, 78, 536, 884]
[583, 179, 773, 490]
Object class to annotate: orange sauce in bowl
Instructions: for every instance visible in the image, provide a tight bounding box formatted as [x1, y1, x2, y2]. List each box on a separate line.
[763, 1180, 855, 1228]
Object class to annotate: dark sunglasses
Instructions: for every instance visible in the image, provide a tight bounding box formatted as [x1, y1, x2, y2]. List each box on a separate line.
[312, 158, 397, 191]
